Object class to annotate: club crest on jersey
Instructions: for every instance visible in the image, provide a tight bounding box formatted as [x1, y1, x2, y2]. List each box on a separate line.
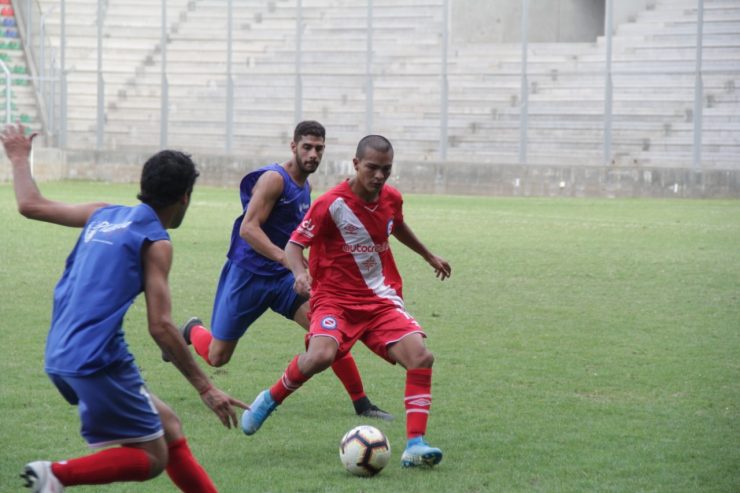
[320, 316, 338, 330]
[386, 218, 394, 236]
[361, 258, 377, 271]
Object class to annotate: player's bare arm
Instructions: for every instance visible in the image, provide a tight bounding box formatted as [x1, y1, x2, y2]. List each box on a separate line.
[142, 239, 248, 428]
[240, 170, 290, 266]
[286, 241, 312, 297]
[1, 123, 108, 227]
[392, 221, 451, 280]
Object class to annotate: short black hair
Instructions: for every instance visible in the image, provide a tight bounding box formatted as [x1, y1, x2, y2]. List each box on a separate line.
[137, 150, 199, 209]
[293, 120, 326, 143]
[355, 134, 393, 159]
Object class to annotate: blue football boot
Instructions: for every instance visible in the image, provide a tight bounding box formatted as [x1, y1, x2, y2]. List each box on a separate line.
[401, 436, 443, 468]
[241, 389, 278, 435]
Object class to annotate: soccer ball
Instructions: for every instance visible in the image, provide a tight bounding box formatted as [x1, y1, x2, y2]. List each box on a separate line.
[339, 425, 391, 477]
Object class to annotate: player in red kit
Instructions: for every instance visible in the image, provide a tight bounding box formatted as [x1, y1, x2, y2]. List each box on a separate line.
[241, 134, 451, 469]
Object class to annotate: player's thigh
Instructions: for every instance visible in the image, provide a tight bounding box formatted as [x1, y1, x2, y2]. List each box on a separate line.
[211, 262, 272, 341]
[308, 306, 361, 358]
[63, 362, 164, 448]
[362, 306, 429, 366]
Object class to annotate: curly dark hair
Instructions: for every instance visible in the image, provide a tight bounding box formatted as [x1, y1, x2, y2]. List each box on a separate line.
[355, 135, 393, 159]
[137, 150, 199, 209]
[293, 120, 326, 143]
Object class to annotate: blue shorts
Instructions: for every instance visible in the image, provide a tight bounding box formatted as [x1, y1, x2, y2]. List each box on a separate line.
[211, 260, 307, 341]
[49, 360, 163, 448]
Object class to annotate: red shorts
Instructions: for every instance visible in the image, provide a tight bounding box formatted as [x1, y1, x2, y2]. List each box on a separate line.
[307, 301, 426, 363]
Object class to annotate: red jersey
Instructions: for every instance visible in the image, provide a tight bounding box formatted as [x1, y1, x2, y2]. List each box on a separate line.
[289, 180, 405, 309]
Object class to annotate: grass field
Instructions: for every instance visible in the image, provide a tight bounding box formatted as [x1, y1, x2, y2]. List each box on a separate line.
[1, 181, 738, 493]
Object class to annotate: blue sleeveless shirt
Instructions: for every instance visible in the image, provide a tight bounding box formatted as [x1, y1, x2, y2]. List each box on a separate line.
[226, 163, 311, 276]
[45, 204, 170, 376]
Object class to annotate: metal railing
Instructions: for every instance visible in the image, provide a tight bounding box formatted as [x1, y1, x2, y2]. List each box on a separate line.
[8, 0, 731, 169]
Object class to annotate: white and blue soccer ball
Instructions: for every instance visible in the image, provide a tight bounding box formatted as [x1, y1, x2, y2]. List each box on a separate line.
[339, 425, 391, 477]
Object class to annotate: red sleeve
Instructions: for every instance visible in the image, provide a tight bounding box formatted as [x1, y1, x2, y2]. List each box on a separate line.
[289, 196, 328, 247]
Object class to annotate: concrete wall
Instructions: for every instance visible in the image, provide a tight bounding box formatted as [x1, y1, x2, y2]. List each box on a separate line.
[3, 149, 738, 199]
[450, 0, 653, 44]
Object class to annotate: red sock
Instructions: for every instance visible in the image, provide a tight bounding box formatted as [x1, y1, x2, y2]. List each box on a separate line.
[166, 438, 217, 493]
[190, 324, 214, 366]
[331, 352, 366, 402]
[51, 447, 150, 486]
[269, 355, 310, 403]
[405, 368, 433, 439]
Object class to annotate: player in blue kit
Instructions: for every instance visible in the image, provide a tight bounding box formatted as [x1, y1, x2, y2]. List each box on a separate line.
[173, 121, 392, 420]
[2, 123, 247, 493]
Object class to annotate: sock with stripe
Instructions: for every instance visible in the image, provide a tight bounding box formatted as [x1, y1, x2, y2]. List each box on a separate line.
[269, 355, 311, 403]
[404, 367, 433, 439]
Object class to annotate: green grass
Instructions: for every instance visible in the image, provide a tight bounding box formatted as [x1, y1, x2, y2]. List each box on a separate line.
[1, 182, 739, 492]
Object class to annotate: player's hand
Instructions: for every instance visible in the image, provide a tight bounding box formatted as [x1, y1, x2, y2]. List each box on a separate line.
[0, 123, 37, 163]
[200, 385, 249, 429]
[294, 271, 312, 298]
[427, 254, 451, 280]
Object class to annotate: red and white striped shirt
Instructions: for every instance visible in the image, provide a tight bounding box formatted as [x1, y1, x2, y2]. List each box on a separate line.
[289, 180, 406, 308]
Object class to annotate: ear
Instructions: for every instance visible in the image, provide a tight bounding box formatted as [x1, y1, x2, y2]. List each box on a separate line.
[181, 192, 190, 206]
[290, 140, 297, 154]
[352, 157, 359, 170]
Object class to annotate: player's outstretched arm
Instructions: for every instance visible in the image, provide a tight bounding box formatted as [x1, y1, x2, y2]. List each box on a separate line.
[392, 221, 452, 280]
[1, 123, 107, 227]
[142, 240, 249, 428]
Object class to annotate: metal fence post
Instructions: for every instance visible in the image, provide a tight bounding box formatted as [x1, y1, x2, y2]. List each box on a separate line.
[439, 0, 449, 161]
[518, 0, 529, 165]
[603, 0, 613, 165]
[59, 0, 67, 147]
[96, 0, 105, 150]
[294, 0, 303, 123]
[160, 0, 168, 148]
[366, 0, 373, 134]
[692, 0, 704, 170]
[226, 0, 234, 153]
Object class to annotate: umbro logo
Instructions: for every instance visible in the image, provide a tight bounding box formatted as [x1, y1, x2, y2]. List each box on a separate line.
[407, 398, 432, 407]
[343, 224, 360, 235]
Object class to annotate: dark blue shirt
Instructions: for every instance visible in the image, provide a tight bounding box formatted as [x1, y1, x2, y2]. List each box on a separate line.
[227, 163, 311, 276]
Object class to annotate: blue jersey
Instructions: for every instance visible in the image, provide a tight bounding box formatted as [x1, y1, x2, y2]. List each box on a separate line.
[226, 163, 311, 276]
[45, 204, 170, 376]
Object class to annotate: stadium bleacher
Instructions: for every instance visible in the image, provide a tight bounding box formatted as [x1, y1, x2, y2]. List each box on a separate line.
[13, 0, 740, 170]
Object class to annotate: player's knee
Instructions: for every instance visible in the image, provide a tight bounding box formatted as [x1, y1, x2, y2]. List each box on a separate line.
[160, 406, 184, 442]
[302, 346, 336, 374]
[146, 450, 168, 478]
[411, 348, 434, 369]
[209, 351, 231, 367]
[136, 439, 169, 479]
[208, 345, 234, 367]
